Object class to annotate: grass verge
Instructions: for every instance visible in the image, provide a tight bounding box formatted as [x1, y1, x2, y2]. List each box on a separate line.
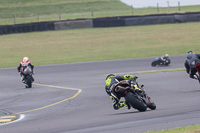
[148, 124, 200, 133]
[0, 22, 200, 68]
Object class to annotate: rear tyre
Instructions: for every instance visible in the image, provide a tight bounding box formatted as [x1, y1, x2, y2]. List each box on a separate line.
[125, 92, 147, 112]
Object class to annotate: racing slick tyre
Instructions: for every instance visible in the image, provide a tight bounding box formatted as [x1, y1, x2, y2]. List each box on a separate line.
[146, 96, 156, 110]
[164, 62, 170, 66]
[147, 102, 156, 110]
[125, 92, 147, 112]
[26, 75, 32, 88]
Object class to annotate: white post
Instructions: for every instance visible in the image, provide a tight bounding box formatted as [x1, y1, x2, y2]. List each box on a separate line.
[13, 14, 16, 24]
[157, 3, 159, 13]
[131, 5, 134, 15]
[178, 1, 181, 12]
[167, 1, 170, 12]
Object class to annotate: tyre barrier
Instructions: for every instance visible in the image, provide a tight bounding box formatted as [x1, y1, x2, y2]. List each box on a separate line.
[54, 19, 93, 30]
[0, 12, 200, 35]
[125, 14, 176, 26]
[92, 12, 200, 27]
[174, 12, 200, 23]
[0, 22, 55, 35]
[93, 17, 125, 27]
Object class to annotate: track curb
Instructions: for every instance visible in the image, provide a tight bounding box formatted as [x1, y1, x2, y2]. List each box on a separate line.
[0, 110, 18, 124]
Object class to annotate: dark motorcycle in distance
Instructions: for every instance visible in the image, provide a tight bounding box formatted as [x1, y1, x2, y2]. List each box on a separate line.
[114, 78, 156, 112]
[20, 66, 34, 88]
[151, 57, 171, 67]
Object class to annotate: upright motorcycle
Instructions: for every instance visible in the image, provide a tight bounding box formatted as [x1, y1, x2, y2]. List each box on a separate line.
[114, 78, 156, 112]
[20, 66, 34, 88]
[151, 57, 171, 67]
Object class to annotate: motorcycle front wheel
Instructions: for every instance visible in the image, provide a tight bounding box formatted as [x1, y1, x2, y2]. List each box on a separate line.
[26, 75, 32, 88]
[147, 98, 156, 110]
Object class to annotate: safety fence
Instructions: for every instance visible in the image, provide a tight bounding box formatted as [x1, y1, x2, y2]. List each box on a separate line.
[0, 12, 200, 35]
[0, 22, 54, 35]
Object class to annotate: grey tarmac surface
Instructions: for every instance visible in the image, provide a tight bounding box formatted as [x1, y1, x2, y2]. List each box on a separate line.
[0, 54, 200, 133]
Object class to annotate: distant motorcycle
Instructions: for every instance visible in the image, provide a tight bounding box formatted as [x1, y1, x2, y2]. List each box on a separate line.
[114, 78, 156, 112]
[20, 66, 34, 88]
[151, 57, 171, 67]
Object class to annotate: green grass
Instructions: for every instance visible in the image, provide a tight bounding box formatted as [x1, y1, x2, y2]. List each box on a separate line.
[148, 124, 200, 133]
[0, 22, 200, 68]
[0, 0, 200, 25]
[0, 0, 130, 25]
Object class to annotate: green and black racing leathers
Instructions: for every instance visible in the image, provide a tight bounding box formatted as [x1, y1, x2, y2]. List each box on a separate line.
[105, 74, 138, 110]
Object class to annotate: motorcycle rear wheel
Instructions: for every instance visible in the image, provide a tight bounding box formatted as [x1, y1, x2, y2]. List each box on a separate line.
[125, 92, 147, 112]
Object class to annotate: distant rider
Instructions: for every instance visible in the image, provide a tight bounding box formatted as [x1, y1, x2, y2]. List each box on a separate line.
[184, 51, 200, 79]
[158, 54, 170, 65]
[161, 54, 170, 62]
[105, 74, 139, 110]
[17, 56, 34, 82]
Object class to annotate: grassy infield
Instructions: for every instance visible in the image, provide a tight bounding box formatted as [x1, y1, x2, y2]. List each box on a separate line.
[1, 22, 199, 68]
[0, 0, 200, 132]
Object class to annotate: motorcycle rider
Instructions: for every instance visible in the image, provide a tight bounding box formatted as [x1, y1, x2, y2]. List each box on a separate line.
[17, 56, 34, 82]
[160, 54, 170, 64]
[184, 51, 200, 79]
[161, 54, 170, 61]
[105, 74, 140, 110]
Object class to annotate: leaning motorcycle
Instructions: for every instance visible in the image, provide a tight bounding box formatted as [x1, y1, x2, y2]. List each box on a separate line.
[151, 57, 171, 67]
[194, 61, 200, 84]
[20, 66, 34, 88]
[114, 78, 156, 112]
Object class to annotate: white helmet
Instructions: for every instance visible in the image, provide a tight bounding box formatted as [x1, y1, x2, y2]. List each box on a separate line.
[165, 54, 169, 57]
[23, 56, 29, 63]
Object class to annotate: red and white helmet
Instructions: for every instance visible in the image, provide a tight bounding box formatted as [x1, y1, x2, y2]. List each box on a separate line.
[23, 56, 29, 63]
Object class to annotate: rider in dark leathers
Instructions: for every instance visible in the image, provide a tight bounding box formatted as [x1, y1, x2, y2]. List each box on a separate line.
[105, 74, 139, 110]
[159, 54, 170, 65]
[184, 51, 200, 79]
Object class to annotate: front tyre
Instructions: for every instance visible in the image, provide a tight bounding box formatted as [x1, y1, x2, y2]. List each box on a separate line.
[147, 102, 156, 110]
[146, 96, 156, 110]
[125, 92, 147, 112]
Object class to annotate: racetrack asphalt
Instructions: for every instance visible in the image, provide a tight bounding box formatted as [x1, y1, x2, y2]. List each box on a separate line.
[1, 54, 200, 133]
